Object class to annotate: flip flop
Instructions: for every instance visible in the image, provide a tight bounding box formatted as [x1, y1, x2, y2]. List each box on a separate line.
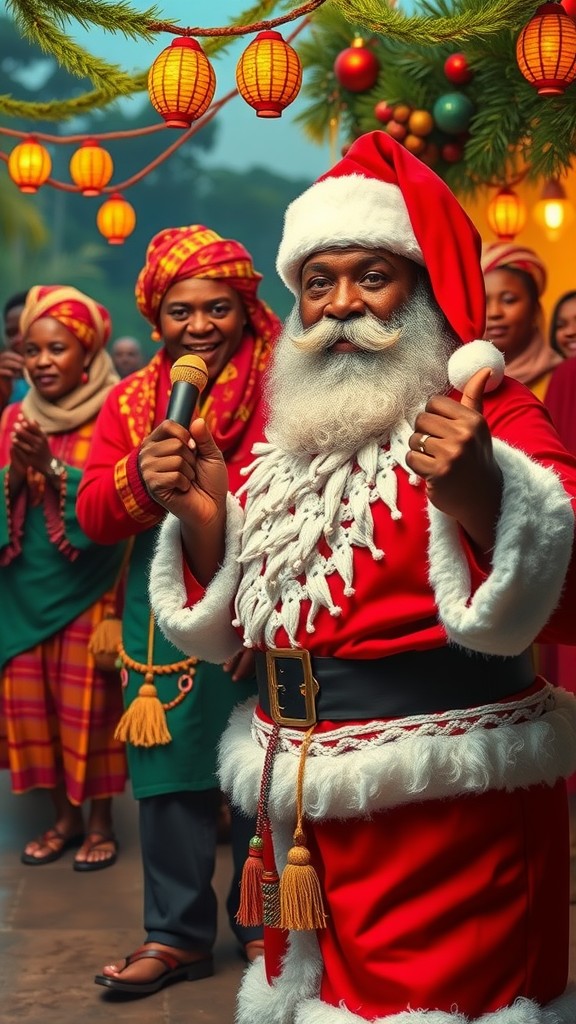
[94, 947, 214, 995]
[73, 830, 119, 872]
[21, 827, 84, 866]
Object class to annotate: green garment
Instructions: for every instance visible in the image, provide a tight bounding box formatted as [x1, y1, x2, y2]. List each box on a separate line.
[0, 466, 125, 669]
[122, 528, 256, 799]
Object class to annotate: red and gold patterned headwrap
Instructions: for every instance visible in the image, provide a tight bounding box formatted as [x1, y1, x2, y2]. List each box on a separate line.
[135, 225, 271, 340]
[481, 243, 547, 297]
[20, 284, 112, 353]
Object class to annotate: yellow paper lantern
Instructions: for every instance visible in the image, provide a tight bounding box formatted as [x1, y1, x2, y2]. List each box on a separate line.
[516, 2, 576, 96]
[148, 37, 216, 128]
[236, 31, 302, 118]
[96, 193, 136, 245]
[533, 178, 575, 241]
[487, 187, 527, 241]
[8, 137, 51, 193]
[70, 140, 114, 196]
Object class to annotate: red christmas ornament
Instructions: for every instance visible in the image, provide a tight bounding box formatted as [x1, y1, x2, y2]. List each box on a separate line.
[334, 39, 380, 92]
[374, 101, 394, 124]
[386, 121, 408, 142]
[441, 141, 464, 163]
[444, 53, 473, 85]
[561, 0, 576, 18]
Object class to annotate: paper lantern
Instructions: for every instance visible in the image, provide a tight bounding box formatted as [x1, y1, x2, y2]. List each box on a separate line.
[69, 140, 113, 196]
[334, 39, 379, 93]
[516, 2, 576, 95]
[96, 193, 136, 245]
[236, 30, 302, 118]
[148, 38, 216, 127]
[487, 187, 527, 241]
[532, 178, 575, 240]
[8, 137, 51, 193]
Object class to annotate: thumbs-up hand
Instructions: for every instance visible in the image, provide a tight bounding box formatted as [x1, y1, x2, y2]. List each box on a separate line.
[407, 368, 503, 554]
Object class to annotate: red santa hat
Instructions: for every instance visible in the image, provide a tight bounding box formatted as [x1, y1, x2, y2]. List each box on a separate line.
[277, 131, 487, 346]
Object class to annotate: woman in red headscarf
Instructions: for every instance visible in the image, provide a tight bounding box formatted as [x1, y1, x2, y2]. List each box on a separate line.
[76, 226, 281, 994]
[0, 285, 127, 870]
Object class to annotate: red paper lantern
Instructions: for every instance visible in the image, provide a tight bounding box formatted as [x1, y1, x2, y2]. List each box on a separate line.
[96, 193, 136, 245]
[487, 187, 527, 241]
[69, 140, 113, 196]
[148, 38, 216, 127]
[334, 39, 379, 93]
[516, 2, 576, 95]
[236, 31, 302, 118]
[444, 53, 473, 85]
[8, 137, 51, 193]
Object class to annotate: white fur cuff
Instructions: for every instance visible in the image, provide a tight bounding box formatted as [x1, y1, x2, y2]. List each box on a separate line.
[429, 438, 574, 656]
[149, 492, 244, 663]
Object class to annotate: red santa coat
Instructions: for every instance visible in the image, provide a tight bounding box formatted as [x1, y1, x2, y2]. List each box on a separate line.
[150, 376, 576, 1024]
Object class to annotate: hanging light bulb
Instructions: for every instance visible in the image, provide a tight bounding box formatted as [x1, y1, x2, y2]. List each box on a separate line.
[69, 140, 114, 195]
[487, 187, 527, 241]
[148, 37, 216, 127]
[8, 137, 52, 193]
[533, 178, 575, 240]
[96, 193, 136, 245]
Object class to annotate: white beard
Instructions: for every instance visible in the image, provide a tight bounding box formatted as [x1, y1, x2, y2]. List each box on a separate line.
[264, 281, 458, 455]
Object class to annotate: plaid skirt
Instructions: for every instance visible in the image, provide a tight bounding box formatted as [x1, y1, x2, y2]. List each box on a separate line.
[0, 600, 127, 805]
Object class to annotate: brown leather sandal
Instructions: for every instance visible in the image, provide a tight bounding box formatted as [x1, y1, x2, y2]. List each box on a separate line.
[94, 947, 214, 994]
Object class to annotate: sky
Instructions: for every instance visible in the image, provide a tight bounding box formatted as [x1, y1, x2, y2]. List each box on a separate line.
[2, 0, 335, 180]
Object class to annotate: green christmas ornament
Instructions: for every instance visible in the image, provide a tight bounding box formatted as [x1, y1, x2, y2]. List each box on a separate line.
[432, 92, 474, 135]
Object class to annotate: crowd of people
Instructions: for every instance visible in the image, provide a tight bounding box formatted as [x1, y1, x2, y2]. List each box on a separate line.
[0, 131, 575, 1023]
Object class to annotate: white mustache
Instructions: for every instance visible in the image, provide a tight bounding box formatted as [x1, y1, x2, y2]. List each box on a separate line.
[291, 312, 403, 354]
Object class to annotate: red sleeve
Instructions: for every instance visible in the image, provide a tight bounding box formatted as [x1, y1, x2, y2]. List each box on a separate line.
[76, 384, 164, 544]
[483, 377, 576, 644]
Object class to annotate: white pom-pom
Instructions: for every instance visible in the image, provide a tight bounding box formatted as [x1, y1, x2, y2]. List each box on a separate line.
[448, 339, 505, 394]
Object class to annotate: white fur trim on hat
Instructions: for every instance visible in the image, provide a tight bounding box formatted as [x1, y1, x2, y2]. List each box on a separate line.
[448, 339, 505, 392]
[149, 492, 244, 663]
[428, 439, 574, 656]
[276, 175, 423, 295]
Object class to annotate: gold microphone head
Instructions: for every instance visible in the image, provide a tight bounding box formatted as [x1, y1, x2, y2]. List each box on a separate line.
[169, 354, 209, 393]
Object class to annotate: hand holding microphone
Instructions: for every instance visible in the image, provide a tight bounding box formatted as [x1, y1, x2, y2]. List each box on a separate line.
[166, 354, 209, 427]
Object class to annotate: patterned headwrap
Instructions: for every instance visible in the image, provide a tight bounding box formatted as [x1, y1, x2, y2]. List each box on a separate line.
[19, 284, 112, 353]
[480, 243, 547, 298]
[135, 225, 269, 341]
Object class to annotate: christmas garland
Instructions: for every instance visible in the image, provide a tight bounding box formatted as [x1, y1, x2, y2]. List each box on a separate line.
[295, 1, 576, 193]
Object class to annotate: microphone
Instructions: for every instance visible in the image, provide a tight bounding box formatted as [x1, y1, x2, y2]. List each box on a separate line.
[166, 354, 209, 427]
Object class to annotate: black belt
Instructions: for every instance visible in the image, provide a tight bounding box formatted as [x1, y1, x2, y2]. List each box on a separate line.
[255, 647, 535, 727]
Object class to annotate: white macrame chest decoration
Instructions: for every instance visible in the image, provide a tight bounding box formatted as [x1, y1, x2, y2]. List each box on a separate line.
[233, 422, 420, 649]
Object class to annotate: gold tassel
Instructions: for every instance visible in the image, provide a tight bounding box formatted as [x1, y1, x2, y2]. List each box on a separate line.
[236, 835, 264, 927]
[279, 728, 327, 931]
[88, 616, 122, 672]
[114, 672, 172, 747]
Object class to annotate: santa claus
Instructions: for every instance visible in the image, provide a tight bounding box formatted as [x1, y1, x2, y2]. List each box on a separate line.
[143, 132, 576, 1023]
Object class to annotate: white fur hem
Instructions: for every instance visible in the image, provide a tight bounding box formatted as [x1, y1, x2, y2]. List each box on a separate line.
[276, 176, 423, 294]
[429, 439, 574, 656]
[149, 492, 244, 663]
[220, 689, 576, 822]
[236, 936, 576, 1023]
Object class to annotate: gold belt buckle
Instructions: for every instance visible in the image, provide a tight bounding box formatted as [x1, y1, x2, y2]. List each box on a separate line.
[265, 648, 319, 728]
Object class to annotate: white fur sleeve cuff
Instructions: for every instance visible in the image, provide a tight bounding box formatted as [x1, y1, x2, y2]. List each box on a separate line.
[428, 439, 575, 655]
[149, 492, 244, 663]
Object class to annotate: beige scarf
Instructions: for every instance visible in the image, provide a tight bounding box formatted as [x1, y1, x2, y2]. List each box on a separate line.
[21, 348, 119, 433]
[504, 326, 562, 388]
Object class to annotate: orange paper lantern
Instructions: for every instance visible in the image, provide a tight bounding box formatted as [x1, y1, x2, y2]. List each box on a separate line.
[8, 137, 51, 193]
[96, 193, 136, 245]
[148, 37, 216, 128]
[487, 187, 527, 241]
[236, 31, 302, 118]
[70, 140, 113, 196]
[516, 2, 576, 95]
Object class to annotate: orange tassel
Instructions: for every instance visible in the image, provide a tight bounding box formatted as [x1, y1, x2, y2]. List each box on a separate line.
[114, 673, 172, 747]
[236, 835, 264, 927]
[278, 726, 327, 931]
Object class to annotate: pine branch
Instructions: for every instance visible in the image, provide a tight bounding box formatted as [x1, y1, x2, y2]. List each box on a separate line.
[330, 0, 542, 44]
[37, 0, 161, 40]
